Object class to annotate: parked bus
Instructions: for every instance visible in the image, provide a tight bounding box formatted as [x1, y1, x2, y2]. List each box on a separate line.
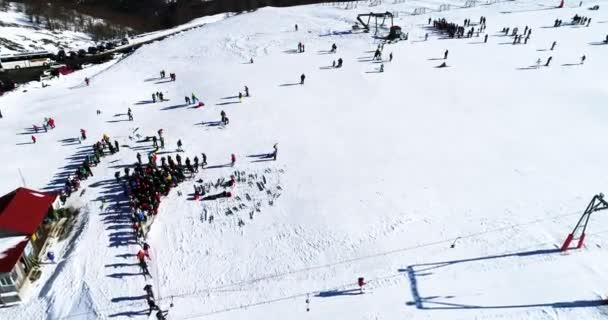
[0, 52, 52, 70]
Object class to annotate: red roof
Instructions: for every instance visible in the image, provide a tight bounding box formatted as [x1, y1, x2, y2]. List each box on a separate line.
[0, 239, 28, 273]
[0, 187, 57, 235]
[0, 188, 57, 273]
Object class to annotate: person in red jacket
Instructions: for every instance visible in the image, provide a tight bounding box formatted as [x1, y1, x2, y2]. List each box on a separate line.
[31, 135, 36, 144]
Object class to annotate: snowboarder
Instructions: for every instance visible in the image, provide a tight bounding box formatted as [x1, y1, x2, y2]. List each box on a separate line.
[444, 49, 449, 60]
[581, 54, 586, 64]
[551, 41, 557, 51]
[177, 139, 183, 152]
[300, 74, 305, 85]
[244, 86, 249, 97]
[484, 34, 488, 43]
[231, 153, 236, 167]
[545, 56, 553, 66]
[128, 108, 133, 121]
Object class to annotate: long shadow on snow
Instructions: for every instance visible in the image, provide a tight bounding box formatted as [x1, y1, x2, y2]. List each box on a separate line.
[401, 248, 570, 310]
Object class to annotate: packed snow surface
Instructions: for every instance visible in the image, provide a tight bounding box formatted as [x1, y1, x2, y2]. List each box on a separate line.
[1, 0, 608, 319]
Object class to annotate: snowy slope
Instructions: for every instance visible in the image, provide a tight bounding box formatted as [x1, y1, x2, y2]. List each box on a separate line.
[0, 2, 94, 55]
[1, 0, 608, 319]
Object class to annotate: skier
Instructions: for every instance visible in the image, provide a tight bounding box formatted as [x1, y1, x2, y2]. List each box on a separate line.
[389, 52, 393, 62]
[177, 139, 183, 152]
[114, 171, 120, 182]
[331, 43, 337, 53]
[185, 96, 191, 105]
[159, 92, 164, 101]
[536, 58, 542, 68]
[379, 64, 384, 72]
[191, 93, 198, 103]
[337, 58, 343, 68]
[231, 154, 236, 167]
[176, 154, 182, 166]
[358, 277, 366, 293]
[0, 109, 3, 118]
[147, 297, 159, 315]
[80, 129, 87, 140]
[238, 92, 243, 102]
[220, 110, 226, 124]
[545, 56, 553, 66]
[581, 54, 586, 64]
[160, 136, 165, 149]
[332, 60, 336, 68]
[300, 74, 306, 85]
[152, 136, 158, 148]
[201, 153, 207, 168]
[244, 86, 249, 97]
[114, 140, 119, 152]
[152, 93, 156, 103]
[137, 152, 142, 164]
[484, 34, 488, 43]
[250, 58, 254, 64]
[85, 77, 89, 86]
[273, 143, 278, 160]
[295, 24, 298, 31]
[193, 156, 200, 172]
[551, 41, 557, 51]
[31, 135, 36, 144]
[444, 49, 449, 60]
[425, 33, 428, 41]
[144, 284, 154, 300]
[128, 108, 133, 121]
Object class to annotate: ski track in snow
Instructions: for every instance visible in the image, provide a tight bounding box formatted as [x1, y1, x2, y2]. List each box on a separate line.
[2, 0, 608, 319]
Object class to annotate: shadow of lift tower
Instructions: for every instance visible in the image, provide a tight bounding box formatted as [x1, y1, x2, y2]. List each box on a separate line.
[561, 193, 608, 251]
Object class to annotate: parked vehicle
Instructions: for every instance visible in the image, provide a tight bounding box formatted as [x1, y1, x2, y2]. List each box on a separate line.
[0, 51, 52, 70]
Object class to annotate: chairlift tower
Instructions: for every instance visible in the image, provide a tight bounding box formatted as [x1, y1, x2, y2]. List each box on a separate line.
[561, 193, 608, 251]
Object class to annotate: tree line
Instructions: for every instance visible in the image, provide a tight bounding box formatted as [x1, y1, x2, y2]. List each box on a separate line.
[2, 0, 353, 38]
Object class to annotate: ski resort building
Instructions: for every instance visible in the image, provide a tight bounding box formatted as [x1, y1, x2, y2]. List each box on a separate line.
[0, 188, 59, 306]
